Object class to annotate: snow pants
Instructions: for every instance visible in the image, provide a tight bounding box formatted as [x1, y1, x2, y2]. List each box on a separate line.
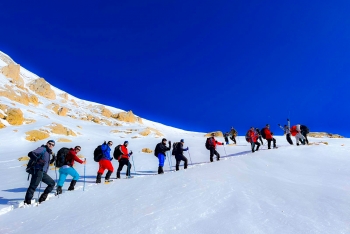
[117, 158, 132, 178]
[98, 159, 114, 174]
[175, 154, 188, 171]
[25, 170, 55, 202]
[209, 148, 220, 162]
[251, 141, 261, 152]
[301, 131, 309, 144]
[258, 136, 264, 145]
[158, 153, 166, 167]
[267, 138, 276, 149]
[286, 133, 293, 145]
[58, 167, 80, 187]
[230, 135, 237, 144]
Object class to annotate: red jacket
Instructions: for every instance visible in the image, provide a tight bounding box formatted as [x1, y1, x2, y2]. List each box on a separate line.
[290, 126, 298, 136]
[209, 137, 223, 149]
[65, 148, 84, 167]
[119, 145, 129, 160]
[247, 130, 258, 143]
[263, 128, 273, 140]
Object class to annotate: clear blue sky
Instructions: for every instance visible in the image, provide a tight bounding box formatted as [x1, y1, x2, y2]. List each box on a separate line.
[1, 0, 349, 137]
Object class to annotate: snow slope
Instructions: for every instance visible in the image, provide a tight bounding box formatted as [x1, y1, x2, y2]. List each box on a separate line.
[0, 51, 349, 234]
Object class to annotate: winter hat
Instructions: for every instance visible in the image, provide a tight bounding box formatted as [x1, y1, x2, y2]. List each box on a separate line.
[124, 141, 129, 145]
[47, 140, 55, 145]
[162, 138, 167, 142]
[180, 139, 184, 143]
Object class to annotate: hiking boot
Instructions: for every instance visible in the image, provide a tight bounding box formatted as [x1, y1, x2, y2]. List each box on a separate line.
[158, 166, 164, 174]
[105, 170, 112, 181]
[252, 149, 255, 153]
[217, 157, 220, 161]
[210, 157, 213, 162]
[56, 186, 63, 195]
[116, 171, 121, 179]
[38, 193, 48, 203]
[67, 180, 77, 191]
[297, 143, 300, 146]
[96, 173, 102, 183]
[24, 199, 31, 205]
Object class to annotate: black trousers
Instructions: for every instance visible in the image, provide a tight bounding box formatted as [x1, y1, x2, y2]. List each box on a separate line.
[175, 155, 188, 171]
[286, 133, 293, 145]
[230, 136, 236, 144]
[117, 158, 132, 178]
[251, 141, 261, 152]
[267, 138, 276, 149]
[209, 148, 220, 162]
[301, 132, 309, 144]
[258, 136, 264, 145]
[25, 170, 55, 202]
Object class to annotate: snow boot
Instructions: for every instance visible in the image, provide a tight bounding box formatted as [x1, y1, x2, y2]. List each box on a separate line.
[56, 186, 63, 195]
[158, 166, 164, 174]
[116, 170, 121, 179]
[105, 170, 113, 182]
[68, 180, 77, 191]
[38, 193, 48, 203]
[96, 173, 102, 183]
[24, 199, 31, 205]
[256, 145, 260, 151]
[210, 157, 213, 162]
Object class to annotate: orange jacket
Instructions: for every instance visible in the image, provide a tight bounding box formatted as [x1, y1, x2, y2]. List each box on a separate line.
[119, 145, 129, 160]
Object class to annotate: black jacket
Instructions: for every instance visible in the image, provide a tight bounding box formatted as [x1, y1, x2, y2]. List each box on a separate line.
[155, 143, 171, 156]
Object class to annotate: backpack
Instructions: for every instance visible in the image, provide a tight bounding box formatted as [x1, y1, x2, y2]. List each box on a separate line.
[205, 138, 214, 150]
[245, 131, 250, 143]
[26, 147, 46, 174]
[113, 145, 123, 160]
[290, 125, 298, 136]
[154, 143, 160, 157]
[260, 128, 267, 139]
[300, 125, 309, 134]
[55, 147, 70, 168]
[172, 142, 180, 155]
[94, 145, 103, 162]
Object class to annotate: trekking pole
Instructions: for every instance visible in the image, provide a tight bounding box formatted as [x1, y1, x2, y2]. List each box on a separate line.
[131, 154, 136, 176]
[223, 144, 228, 157]
[167, 152, 172, 171]
[37, 180, 43, 206]
[55, 164, 59, 198]
[83, 158, 86, 191]
[188, 150, 193, 166]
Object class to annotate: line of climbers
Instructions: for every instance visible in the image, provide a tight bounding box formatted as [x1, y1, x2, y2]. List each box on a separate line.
[23, 120, 309, 205]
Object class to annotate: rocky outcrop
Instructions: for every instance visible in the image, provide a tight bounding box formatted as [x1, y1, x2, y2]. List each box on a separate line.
[0, 121, 5, 129]
[57, 138, 72, 142]
[101, 108, 112, 118]
[29, 78, 56, 100]
[18, 156, 30, 161]
[47, 123, 77, 136]
[7, 108, 24, 125]
[138, 127, 164, 137]
[112, 110, 142, 123]
[1, 64, 24, 88]
[58, 107, 69, 116]
[309, 132, 344, 138]
[25, 130, 50, 141]
[101, 119, 112, 126]
[59, 93, 69, 100]
[0, 85, 39, 106]
[139, 128, 151, 136]
[204, 131, 223, 137]
[142, 148, 153, 153]
[24, 118, 36, 124]
[46, 103, 69, 116]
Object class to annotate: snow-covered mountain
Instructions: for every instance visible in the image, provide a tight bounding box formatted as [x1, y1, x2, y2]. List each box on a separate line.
[0, 51, 349, 234]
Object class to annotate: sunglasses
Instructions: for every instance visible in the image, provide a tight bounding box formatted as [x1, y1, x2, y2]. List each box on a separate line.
[48, 143, 55, 147]
[76, 148, 81, 151]
[108, 143, 113, 146]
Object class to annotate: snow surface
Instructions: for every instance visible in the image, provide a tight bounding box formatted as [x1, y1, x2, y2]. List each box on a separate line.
[0, 52, 350, 233]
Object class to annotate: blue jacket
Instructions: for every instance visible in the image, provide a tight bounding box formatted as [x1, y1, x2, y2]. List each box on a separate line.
[28, 145, 52, 173]
[101, 144, 112, 161]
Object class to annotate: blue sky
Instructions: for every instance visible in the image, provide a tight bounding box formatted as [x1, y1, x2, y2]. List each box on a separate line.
[1, 0, 349, 137]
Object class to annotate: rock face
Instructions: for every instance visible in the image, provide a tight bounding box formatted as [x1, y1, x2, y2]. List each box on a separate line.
[58, 107, 68, 116]
[101, 108, 112, 118]
[204, 131, 223, 137]
[138, 127, 164, 137]
[46, 103, 69, 116]
[112, 111, 142, 123]
[7, 108, 24, 125]
[57, 138, 72, 142]
[29, 78, 56, 100]
[0, 121, 5, 129]
[1, 64, 24, 87]
[25, 130, 50, 141]
[309, 132, 344, 138]
[0, 85, 39, 106]
[142, 148, 153, 153]
[48, 123, 77, 136]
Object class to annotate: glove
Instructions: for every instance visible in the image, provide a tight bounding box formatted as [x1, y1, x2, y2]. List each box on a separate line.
[110, 157, 113, 161]
[186, 147, 189, 151]
[222, 142, 224, 145]
[49, 156, 56, 164]
[129, 151, 133, 156]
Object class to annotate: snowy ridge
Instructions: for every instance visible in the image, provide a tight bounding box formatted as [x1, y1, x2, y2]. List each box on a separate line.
[0, 51, 349, 234]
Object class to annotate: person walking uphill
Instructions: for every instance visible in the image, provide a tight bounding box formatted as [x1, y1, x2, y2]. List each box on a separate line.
[175, 139, 189, 171]
[24, 140, 56, 204]
[263, 124, 277, 149]
[246, 127, 260, 153]
[230, 127, 237, 144]
[278, 119, 293, 145]
[155, 138, 171, 174]
[206, 133, 224, 162]
[96, 141, 114, 183]
[56, 146, 86, 195]
[116, 141, 133, 179]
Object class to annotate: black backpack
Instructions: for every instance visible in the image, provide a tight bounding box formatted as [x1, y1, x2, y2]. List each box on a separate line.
[205, 138, 214, 150]
[26, 147, 46, 174]
[113, 145, 123, 160]
[94, 145, 103, 162]
[172, 142, 180, 155]
[154, 143, 161, 157]
[300, 125, 310, 134]
[55, 147, 70, 168]
[261, 128, 267, 139]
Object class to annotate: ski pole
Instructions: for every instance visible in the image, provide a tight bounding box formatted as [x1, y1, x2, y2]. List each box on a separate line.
[223, 144, 228, 157]
[188, 150, 193, 166]
[131, 154, 136, 176]
[37, 179, 43, 206]
[83, 158, 86, 191]
[55, 164, 59, 198]
[167, 152, 172, 171]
